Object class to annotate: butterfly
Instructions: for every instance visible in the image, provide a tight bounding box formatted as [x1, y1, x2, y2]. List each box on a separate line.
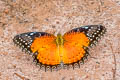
[13, 25, 106, 71]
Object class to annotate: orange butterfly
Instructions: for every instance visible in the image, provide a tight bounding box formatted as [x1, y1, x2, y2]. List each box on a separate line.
[13, 25, 106, 71]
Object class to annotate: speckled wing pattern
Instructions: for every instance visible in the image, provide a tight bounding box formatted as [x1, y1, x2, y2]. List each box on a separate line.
[13, 25, 106, 71]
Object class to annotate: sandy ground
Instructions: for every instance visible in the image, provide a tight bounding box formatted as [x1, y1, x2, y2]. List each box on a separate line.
[0, 0, 120, 80]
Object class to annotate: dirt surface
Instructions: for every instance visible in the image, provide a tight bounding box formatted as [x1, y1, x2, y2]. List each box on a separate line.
[0, 0, 120, 80]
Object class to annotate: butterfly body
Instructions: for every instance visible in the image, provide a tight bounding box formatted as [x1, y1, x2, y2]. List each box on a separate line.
[13, 25, 106, 71]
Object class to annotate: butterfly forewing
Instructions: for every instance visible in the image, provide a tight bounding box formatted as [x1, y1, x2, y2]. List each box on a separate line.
[13, 32, 49, 53]
[66, 25, 106, 46]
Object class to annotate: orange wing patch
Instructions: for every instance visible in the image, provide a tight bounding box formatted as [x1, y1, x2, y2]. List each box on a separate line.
[63, 32, 90, 64]
[31, 35, 60, 65]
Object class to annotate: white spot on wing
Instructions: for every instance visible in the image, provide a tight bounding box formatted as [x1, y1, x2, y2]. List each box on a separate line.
[77, 29, 79, 32]
[25, 43, 28, 45]
[84, 26, 89, 29]
[30, 32, 34, 35]
[39, 33, 41, 36]
[91, 27, 94, 29]
[25, 34, 28, 36]
[97, 31, 99, 33]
